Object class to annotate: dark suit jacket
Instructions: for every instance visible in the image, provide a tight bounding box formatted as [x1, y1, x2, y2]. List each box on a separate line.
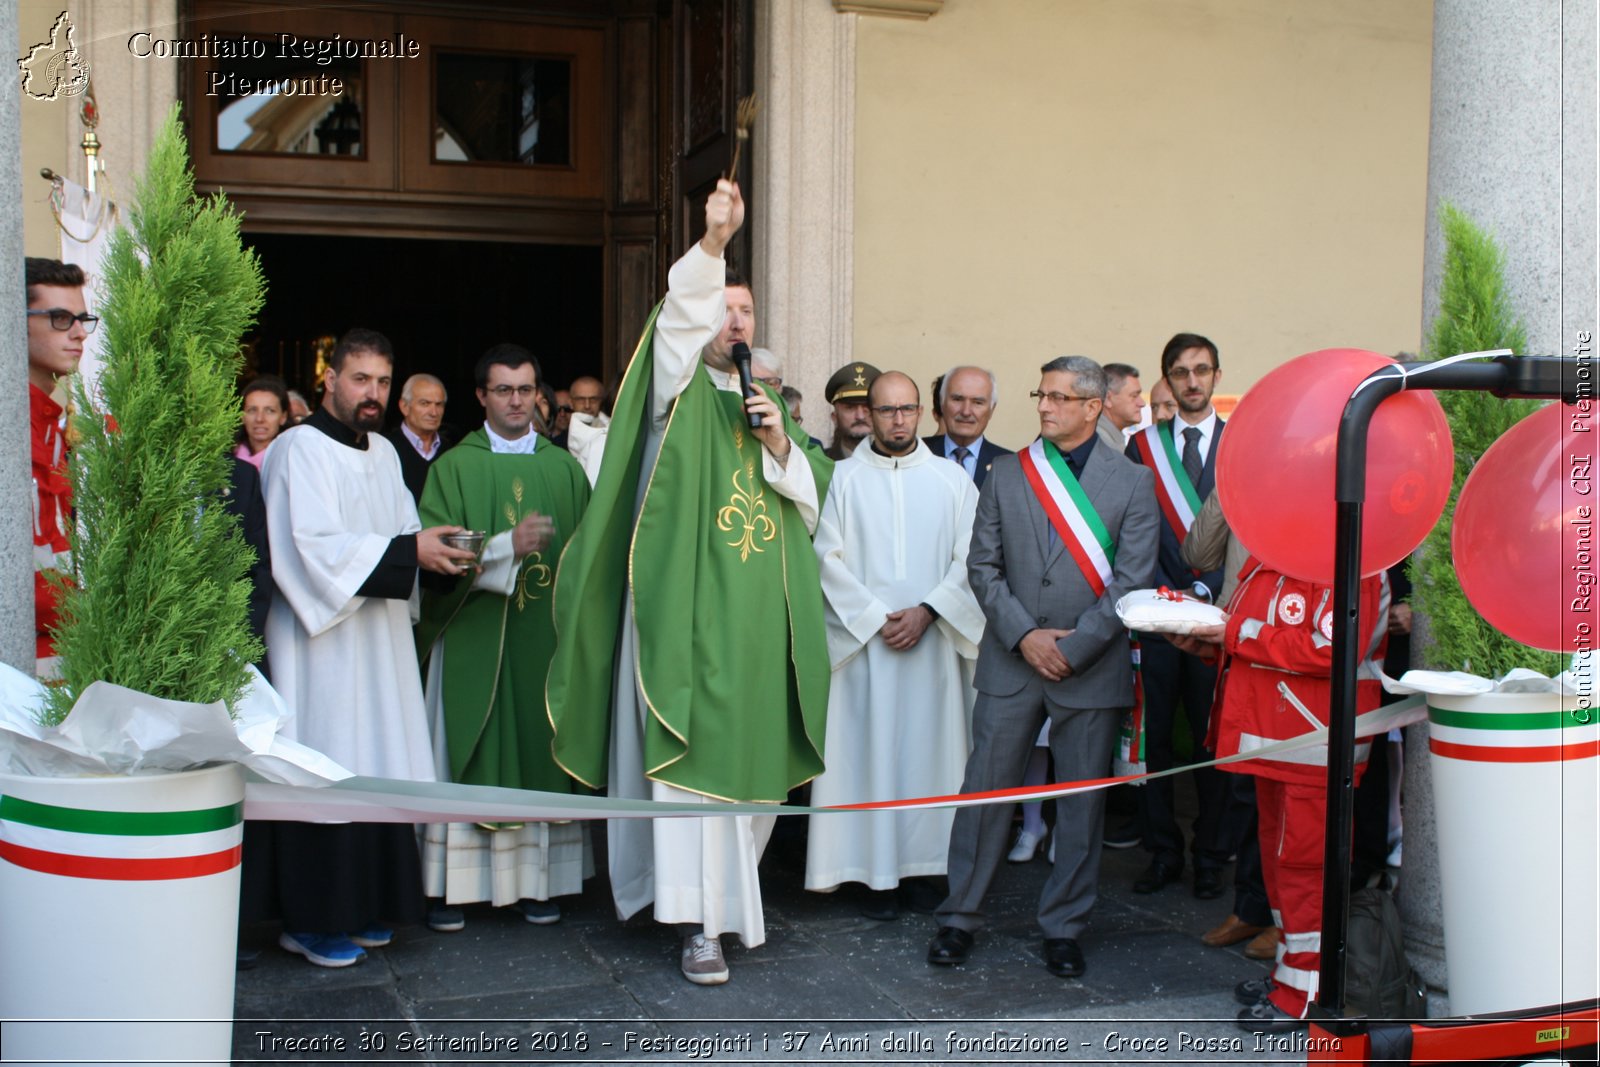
[968, 440, 1159, 706]
[223, 456, 274, 678]
[924, 434, 1012, 489]
[384, 426, 454, 504]
[1125, 418, 1225, 595]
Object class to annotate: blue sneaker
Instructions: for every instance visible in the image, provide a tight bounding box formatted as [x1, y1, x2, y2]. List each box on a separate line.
[348, 923, 392, 948]
[278, 931, 366, 968]
[517, 899, 561, 925]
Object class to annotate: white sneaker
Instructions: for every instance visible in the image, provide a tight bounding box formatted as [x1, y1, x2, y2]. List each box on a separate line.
[681, 932, 729, 985]
[1008, 829, 1042, 863]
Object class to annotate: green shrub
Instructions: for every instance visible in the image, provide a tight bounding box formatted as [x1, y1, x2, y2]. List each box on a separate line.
[44, 106, 266, 723]
[1411, 202, 1563, 677]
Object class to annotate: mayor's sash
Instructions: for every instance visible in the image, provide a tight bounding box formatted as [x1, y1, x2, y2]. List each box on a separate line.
[1017, 438, 1115, 597]
[1131, 422, 1202, 544]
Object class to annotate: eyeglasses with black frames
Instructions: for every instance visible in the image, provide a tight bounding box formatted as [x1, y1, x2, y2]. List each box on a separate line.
[27, 308, 99, 334]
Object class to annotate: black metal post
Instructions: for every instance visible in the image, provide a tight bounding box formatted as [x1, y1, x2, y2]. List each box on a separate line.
[1315, 355, 1576, 1017]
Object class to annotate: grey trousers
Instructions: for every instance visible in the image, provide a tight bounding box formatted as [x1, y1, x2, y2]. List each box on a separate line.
[938, 684, 1120, 940]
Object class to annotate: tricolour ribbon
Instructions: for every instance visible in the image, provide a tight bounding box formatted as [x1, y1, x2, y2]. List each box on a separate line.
[242, 697, 1428, 824]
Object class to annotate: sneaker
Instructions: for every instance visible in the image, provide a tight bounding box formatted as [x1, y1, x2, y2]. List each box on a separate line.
[348, 923, 392, 948]
[427, 902, 466, 932]
[517, 899, 561, 925]
[1237, 997, 1305, 1034]
[278, 931, 366, 968]
[1007, 829, 1043, 863]
[1102, 817, 1143, 850]
[680, 932, 730, 985]
[1233, 975, 1274, 1005]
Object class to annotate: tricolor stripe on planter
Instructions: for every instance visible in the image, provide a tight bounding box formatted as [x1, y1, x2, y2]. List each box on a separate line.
[0, 795, 242, 881]
[1427, 704, 1600, 763]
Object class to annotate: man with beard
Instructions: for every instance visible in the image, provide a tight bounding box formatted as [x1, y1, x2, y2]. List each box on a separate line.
[808, 372, 984, 919]
[257, 327, 476, 967]
[823, 361, 880, 460]
[1123, 333, 1230, 901]
[924, 365, 1010, 489]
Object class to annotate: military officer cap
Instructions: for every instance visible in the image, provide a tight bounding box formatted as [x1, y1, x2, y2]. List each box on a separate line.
[824, 362, 882, 404]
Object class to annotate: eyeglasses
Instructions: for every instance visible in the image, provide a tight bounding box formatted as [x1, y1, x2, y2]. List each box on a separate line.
[1029, 391, 1094, 405]
[870, 404, 921, 418]
[27, 308, 99, 334]
[1166, 364, 1217, 383]
[556, 404, 574, 414]
[756, 375, 783, 389]
[486, 385, 537, 399]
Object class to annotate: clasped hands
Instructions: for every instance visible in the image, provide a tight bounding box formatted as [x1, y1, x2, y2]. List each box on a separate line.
[880, 604, 934, 651]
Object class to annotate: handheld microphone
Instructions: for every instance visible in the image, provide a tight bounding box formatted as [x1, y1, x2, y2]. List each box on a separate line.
[731, 341, 764, 428]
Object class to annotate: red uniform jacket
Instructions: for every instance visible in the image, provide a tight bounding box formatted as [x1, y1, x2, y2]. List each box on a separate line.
[1210, 557, 1387, 786]
[31, 384, 72, 658]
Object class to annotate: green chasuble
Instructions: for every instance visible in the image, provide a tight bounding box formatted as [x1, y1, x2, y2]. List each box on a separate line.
[547, 308, 833, 802]
[416, 429, 590, 791]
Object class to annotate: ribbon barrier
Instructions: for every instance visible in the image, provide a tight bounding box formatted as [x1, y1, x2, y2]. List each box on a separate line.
[243, 696, 1428, 825]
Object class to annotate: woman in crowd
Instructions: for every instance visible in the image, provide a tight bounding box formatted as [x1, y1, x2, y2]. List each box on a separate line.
[236, 375, 292, 469]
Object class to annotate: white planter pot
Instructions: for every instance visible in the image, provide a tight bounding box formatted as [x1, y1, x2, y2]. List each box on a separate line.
[1426, 691, 1599, 1015]
[0, 763, 243, 1065]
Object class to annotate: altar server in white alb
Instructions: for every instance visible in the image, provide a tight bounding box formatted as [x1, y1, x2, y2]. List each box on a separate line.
[807, 371, 985, 918]
[258, 327, 477, 969]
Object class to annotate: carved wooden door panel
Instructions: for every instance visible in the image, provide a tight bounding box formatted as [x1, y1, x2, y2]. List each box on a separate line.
[672, 0, 755, 275]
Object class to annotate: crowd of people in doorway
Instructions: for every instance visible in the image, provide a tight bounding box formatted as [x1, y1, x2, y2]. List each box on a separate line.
[25, 181, 1410, 1034]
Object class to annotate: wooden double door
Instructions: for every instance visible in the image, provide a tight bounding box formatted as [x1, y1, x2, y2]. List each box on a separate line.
[188, 0, 754, 390]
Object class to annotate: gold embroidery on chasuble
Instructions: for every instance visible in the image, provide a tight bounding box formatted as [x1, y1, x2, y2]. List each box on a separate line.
[500, 476, 553, 611]
[717, 461, 777, 562]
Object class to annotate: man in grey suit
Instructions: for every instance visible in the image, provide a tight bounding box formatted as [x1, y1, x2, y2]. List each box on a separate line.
[928, 356, 1158, 979]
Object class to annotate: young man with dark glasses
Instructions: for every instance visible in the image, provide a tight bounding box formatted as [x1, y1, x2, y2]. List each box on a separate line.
[25, 257, 93, 679]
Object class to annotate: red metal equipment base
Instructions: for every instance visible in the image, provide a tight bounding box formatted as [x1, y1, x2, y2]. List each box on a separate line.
[1306, 998, 1597, 1064]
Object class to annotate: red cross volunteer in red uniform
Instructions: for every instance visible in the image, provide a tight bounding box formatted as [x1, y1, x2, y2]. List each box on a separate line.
[1174, 557, 1387, 1032]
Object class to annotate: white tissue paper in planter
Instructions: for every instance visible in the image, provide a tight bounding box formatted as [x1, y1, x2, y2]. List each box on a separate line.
[0, 663, 349, 785]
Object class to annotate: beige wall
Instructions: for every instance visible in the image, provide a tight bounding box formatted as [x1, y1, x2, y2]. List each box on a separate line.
[18, 0, 70, 257]
[16, 0, 179, 259]
[853, 0, 1433, 447]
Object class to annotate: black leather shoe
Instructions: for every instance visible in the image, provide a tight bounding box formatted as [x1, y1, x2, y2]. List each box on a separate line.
[926, 926, 974, 966]
[1132, 859, 1182, 894]
[1042, 937, 1085, 978]
[1193, 867, 1226, 900]
[859, 889, 901, 921]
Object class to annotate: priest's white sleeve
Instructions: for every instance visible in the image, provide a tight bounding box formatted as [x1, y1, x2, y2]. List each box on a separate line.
[761, 444, 821, 534]
[923, 471, 986, 660]
[814, 477, 891, 669]
[472, 531, 520, 596]
[651, 243, 726, 424]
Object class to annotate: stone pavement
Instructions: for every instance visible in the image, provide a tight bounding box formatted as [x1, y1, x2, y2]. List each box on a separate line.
[234, 808, 1411, 1066]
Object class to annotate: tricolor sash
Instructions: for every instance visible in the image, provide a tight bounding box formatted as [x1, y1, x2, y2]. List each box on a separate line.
[1132, 422, 1203, 544]
[1019, 439, 1115, 597]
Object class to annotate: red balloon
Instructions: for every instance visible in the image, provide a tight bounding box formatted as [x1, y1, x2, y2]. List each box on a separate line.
[1454, 401, 1597, 652]
[1217, 348, 1453, 582]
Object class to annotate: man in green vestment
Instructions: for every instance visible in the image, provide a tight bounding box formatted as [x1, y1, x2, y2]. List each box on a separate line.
[417, 344, 591, 931]
[547, 180, 833, 985]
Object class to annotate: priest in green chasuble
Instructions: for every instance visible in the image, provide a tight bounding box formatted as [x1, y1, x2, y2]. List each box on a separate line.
[417, 344, 592, 929]
[547, 179, 832, 985]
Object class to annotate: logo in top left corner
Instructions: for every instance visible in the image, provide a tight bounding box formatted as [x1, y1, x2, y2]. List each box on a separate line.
[18, 10, 91, 101]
